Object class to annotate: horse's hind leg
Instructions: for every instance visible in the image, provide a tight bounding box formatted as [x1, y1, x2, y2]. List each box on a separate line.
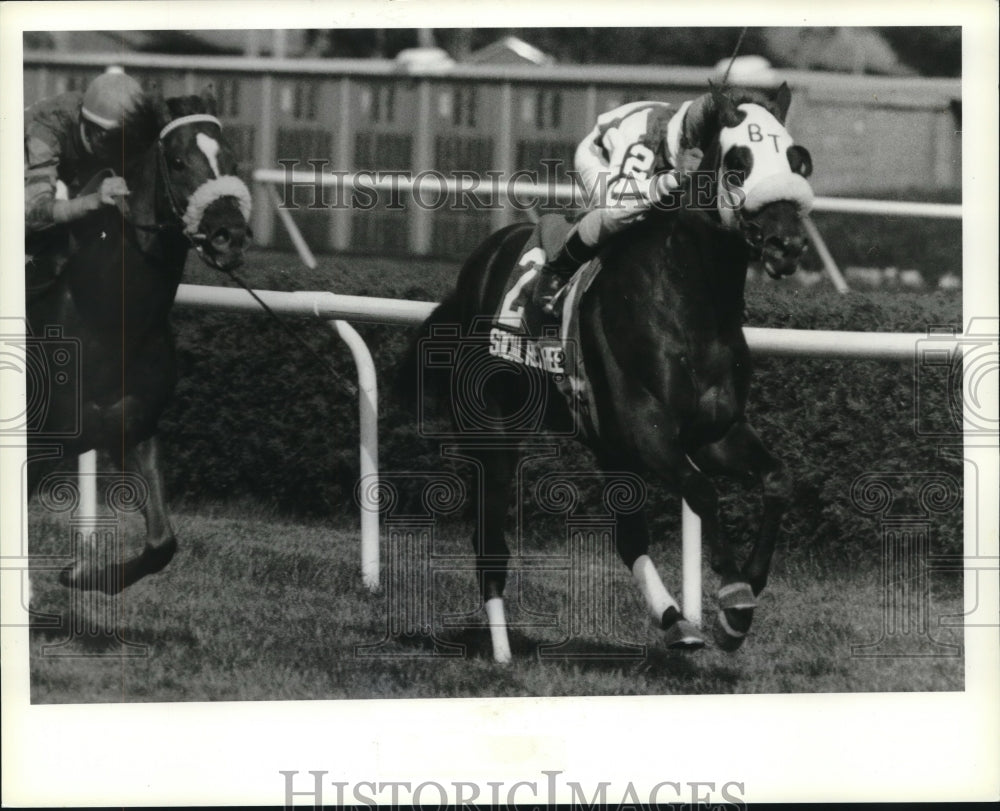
[692, 421, 792, 650]
[460, 444, 518, 663]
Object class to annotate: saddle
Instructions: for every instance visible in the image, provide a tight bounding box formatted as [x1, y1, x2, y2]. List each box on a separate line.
[489, 214, 604, 439]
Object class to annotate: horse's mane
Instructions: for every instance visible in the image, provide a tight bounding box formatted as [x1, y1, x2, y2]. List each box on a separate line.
[112, 92, 215, 170]
[165, 94, 215, 119]
[108, 94, 167, 168]
[720, 86, 784, 121]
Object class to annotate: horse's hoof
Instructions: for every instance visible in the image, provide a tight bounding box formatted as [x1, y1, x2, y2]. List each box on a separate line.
[713, 608, 752, 652]
[664, 618, 706, 650]
[660, 608, 705, 650]
[718, 582, 757, 611]
[142, 538, 178, 576]
[58, 561, 121, 594]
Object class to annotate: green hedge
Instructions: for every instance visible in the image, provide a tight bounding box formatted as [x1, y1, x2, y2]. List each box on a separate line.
[802, 188, 962, 284]
[161, 252, 963, 560]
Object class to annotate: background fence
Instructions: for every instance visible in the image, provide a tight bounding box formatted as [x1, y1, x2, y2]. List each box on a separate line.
[23, 51, 961, 258]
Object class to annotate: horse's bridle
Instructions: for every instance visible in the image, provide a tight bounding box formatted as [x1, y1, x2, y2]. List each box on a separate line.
[111, 114, 225, 252]
[154, 114, 222, 242]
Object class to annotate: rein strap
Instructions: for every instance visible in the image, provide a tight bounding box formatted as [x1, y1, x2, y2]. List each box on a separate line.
[220, 269, 360, 398]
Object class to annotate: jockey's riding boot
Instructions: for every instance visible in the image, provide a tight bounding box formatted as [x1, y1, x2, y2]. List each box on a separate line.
[532, 229, 596, 316]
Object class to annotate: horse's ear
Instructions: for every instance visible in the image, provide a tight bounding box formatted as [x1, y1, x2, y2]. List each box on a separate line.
[199, 84, 218, 116]
[710, 83, 743, 129]
[773, 81, 792, 124]
[149, 92, 172, 131]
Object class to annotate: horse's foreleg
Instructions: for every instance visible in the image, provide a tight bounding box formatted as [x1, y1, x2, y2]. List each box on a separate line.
[614, 509, 704, 649]
[694, 421, 791, 595]
[61, 434, 177, 594]
[121, 434, 178, 589]
[677, 459, 757, 650]
[692, 421, 791, 649]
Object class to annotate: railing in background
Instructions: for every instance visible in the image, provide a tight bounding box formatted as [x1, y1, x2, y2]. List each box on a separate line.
[23, 50, 962, 257]
[251, 167, 963, 293]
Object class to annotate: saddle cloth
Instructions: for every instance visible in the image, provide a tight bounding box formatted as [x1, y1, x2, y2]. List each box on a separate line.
[489, 214, 603, 440]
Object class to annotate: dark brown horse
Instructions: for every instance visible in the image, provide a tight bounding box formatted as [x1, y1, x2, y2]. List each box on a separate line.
[26, 90, 251, 593]
[399, 83, 814, 661]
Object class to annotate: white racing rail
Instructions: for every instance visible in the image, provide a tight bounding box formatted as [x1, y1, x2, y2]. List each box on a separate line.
[76, 286, 966, 625]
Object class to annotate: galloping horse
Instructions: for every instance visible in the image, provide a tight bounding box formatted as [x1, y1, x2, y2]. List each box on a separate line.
[26, 89, 251, 593]
[399, 83, 814, 661]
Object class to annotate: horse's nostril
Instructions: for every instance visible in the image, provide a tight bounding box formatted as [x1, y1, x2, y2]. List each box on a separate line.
[765, 235, 805, 257]
[211, 228, 231, 249]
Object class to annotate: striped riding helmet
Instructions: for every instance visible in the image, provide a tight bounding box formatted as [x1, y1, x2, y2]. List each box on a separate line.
[81, 71, 143, 130]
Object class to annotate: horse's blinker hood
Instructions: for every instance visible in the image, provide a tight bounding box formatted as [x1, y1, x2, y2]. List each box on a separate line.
[717, 104, 814, 227]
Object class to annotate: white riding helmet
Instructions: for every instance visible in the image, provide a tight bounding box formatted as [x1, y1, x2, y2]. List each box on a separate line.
[81, 71, 143, 130]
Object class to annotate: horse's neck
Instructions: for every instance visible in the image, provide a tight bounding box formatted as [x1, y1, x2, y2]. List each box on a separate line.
[649, 210, 748, 329]
[125, 149, 189, 278]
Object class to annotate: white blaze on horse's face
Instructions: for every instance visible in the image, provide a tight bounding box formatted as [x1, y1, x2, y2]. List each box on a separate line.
[717, 104, 815, 227]
[195, 132, 221, 178]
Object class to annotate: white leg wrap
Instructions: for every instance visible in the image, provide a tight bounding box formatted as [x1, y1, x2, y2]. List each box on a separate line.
[485, 597, 512, 664]
[631, 555, 679, 624]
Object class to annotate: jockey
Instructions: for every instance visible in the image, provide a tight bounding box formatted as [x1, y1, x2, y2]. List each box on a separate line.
[532, 98, 707, 313]
[24, 69, 143, 238]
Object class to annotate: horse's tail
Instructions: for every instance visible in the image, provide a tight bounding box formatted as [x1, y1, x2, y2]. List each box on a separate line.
[392, 290, 465, 417]
[393, 222, 533, 418]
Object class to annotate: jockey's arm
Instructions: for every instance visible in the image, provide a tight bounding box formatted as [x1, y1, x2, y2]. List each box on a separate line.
[25, 123, 127, 233]
[25, 165, 128, 232]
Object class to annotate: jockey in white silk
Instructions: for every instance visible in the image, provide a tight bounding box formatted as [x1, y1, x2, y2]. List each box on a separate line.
[531, 91, 814, 314]
[532, 97, 705, 313]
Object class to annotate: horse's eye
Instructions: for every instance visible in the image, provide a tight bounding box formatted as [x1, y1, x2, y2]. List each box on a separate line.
[725, 169, 746, 187]
[170, 156, 186, 170]
[723, 145, 752, 188]
[787, 145, 813, 178]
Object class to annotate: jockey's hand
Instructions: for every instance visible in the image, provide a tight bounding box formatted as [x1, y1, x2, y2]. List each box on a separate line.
[675, 147, 704, 182]
[96, 176, 130, 206]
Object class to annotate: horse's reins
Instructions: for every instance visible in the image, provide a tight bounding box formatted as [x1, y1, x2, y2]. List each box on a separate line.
[215, 267, 360, 398]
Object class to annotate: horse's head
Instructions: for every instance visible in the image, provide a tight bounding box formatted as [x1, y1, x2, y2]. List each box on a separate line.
[145, 89, 252, 271]
[703, 83, 814, 278]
